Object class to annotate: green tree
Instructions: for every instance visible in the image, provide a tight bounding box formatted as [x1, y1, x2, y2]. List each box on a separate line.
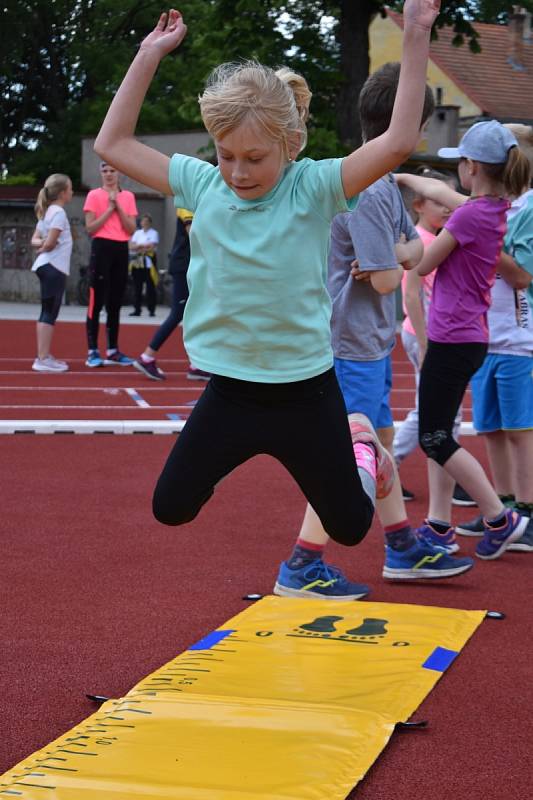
[2, 1, 532, 181]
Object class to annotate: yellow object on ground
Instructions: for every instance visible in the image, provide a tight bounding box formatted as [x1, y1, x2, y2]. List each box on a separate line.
[0, 598, 485, 799]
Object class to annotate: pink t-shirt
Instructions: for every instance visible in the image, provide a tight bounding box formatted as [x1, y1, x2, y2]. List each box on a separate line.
[427, 196, 509, 344]
[402, 225, 436, 336]
[83, 188, 138, 241]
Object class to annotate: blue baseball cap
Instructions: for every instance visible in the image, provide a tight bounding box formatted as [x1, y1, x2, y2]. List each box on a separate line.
[438, 120, 518, 164]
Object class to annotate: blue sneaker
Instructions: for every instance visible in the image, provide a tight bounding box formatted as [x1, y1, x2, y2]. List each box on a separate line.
[273, 559, 370, 600]
[507, 517, 533, 552]
[475, 510, 528, 560]
[104, 351, 134, 366]
[382, 539, 473, 580]
[85, 350, 104, 368]
[416, 520, 459, 553]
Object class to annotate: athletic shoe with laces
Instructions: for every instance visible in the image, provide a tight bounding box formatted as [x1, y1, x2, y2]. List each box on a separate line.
[187, 367, 211, 381]
[32, 356, 69, 373]
[85, 351, 104, 368]
[416, 520, 459, 553]
[273, 559, 370, 600]
[475, 510, 529, 560]
[104, 351, 134, 366]
[133, 358, 165, 381]
[455, 515, 484, 537]
[507, 517, 533, 552]
[452, 484, 477, 506]
[382, 539, 474, 580]
[348, 412, 395, 499]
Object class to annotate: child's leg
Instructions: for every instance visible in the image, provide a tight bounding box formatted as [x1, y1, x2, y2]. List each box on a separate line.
[393, 329, 421, 466]
[419, 343, 527, 555]
[152, 377, 260, 526]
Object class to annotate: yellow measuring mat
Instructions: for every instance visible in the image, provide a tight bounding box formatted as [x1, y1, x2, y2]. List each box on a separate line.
[1, 598, 485, 799]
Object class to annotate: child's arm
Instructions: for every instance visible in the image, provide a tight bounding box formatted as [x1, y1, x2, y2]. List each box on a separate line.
[395, 236, 423, 269]
[341, 0, 441, 199]
[417, 228, 457, 276]
[36, 228, 61, 255]
[395, 173, 466, 210]
[403, 268, 427, 360]
[31, 227, 44, 249]
[94, 11, 188, 195]
[496, 251, 533, 291]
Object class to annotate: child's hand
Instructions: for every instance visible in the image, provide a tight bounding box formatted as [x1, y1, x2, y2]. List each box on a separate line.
[402, 0, 441, 32]
[140, 9, 187, 58]
[350, 260, 371, 283]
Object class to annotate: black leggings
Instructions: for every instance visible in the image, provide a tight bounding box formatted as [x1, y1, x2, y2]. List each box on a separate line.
[153, 368, 374, 546]
[418, 340, 487, 465]
[86, 238, 129, 351]
[35, 263, 66, 325]
[131, 266, 157, 314]
[149, 271, 188, 351]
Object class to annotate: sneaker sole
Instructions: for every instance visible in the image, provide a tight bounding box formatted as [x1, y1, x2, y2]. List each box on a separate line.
[133, 360, 165, 381]
[507, 541, 533, 552]
[187, 374, 211, 381]
[455, 526, 484, 537]
[273, 582, 368, 601]
[32, 366, 69, 373]
[382, 562, 473, 580]
[475, 516, 529, 560]
[103, 360, 133, 366]
[452, 498, 478, 507]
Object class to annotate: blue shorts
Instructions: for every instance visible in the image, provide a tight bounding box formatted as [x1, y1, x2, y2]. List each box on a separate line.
[334, 355, 393, 430]
[471, 353, 533, 432]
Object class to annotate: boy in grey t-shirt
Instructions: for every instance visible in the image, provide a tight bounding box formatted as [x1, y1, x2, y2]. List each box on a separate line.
[274, 63, 474, 598]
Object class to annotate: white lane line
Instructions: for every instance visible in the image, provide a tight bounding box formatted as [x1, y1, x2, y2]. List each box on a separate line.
[125, 388, 151, 408]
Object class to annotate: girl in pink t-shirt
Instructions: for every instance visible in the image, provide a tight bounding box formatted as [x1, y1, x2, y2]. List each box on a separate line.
[83, 161, 138, 367]
[397, 120, 531, 560]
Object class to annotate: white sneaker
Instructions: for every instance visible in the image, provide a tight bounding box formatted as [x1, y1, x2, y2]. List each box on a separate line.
[32, 356, 69, 373]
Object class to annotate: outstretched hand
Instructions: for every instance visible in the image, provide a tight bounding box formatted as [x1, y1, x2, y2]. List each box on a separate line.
[140, 9, 187, 58]
[402, 0, 441, 31]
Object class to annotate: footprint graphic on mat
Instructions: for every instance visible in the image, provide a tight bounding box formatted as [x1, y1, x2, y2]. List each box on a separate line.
[341, 618, 388, 642]
[298, 615, 344, 633]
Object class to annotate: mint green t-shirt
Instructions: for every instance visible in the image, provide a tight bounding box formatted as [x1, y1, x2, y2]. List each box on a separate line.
[169, 155, 356, 382]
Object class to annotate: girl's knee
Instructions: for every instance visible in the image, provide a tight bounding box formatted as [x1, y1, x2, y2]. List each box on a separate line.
[324, 500, 374, 547]
[152, 484, 213, 526]
[419, 429, 456, 465]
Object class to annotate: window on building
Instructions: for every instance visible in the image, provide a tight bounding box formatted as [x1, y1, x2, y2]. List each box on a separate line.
[0, 225, 33, 270]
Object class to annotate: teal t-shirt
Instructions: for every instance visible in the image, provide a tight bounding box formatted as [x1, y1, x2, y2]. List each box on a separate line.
[505, 190, 533, 312]
[168, 155, 356, 382]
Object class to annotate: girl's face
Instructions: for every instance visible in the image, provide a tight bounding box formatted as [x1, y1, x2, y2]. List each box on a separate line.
[141, 216, 151, 230]
[100, 164, 119, 190]
[60, 179, 73, 204]
[457, 158, 473, 192]
[216, 121, 290, 200]
[416, 196, 450, 234]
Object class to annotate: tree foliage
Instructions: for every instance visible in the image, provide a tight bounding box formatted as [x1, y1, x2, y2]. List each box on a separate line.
[2, 0, 531, 183]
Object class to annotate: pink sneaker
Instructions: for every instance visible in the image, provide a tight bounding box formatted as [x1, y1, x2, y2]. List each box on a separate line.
[348, 413, 395, 499]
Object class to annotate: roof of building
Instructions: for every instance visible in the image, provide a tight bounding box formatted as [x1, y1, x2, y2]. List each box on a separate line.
[388, 10, 533, 121]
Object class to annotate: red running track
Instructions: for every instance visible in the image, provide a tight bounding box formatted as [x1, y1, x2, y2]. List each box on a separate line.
[1, 318, 531, 800]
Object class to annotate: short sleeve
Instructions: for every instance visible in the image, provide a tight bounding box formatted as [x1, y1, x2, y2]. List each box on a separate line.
[347, 187, 397, 271]
[169, 156, 217, 212]
[444, 203, 477, 247]
[48, 208, 68, 232]
[295, 158, 357, 222]
[83, 189, 99, 213]
[131, 230, 142, 244]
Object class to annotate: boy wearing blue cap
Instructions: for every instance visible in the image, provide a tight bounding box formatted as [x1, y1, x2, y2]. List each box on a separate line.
[397, 119, 531, 560]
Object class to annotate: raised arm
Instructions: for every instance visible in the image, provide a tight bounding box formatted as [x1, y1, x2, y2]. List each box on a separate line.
[341, 0, 441, 199]
[395, 173, 466, 211]
[94, 10, 188, 195]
